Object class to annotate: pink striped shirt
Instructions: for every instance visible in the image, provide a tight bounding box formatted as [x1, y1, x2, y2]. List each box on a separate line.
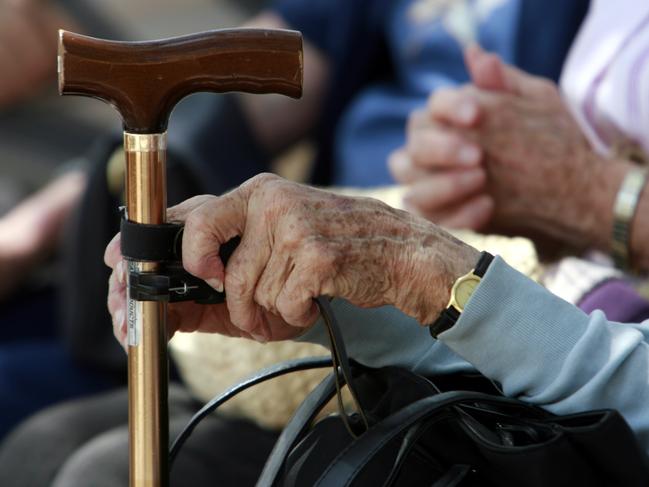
[560, 0, 649, 157]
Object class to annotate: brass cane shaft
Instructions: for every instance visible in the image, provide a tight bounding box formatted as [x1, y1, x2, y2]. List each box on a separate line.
[125, 132, 169, 487]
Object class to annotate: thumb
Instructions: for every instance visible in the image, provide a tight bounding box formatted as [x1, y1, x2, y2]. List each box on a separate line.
[465, 44, 553, 98]
[179, 191, 247, 291]
[465, 43, 511, 92]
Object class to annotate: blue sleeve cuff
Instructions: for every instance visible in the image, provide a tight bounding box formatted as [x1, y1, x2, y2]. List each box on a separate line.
[439, 256, 591, 396]
[296, 298, 471, 376]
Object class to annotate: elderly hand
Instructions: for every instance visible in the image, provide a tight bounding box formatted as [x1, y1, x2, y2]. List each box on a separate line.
[393, 45, 611, 251]
[389, 45, 511, 230]
[106, 174, 479, 348]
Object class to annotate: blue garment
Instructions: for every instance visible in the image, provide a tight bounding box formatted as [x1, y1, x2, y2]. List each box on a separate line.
[273, 0, 590, 186]
[0, 290, 117, 438]
[298, 257, 649, 453]
[0, 341, 115, 439]
[335, 0, 520, 186]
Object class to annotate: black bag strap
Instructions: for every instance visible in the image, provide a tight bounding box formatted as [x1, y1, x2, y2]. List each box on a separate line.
[256, 372, 339, 486]
[169, 296, 368, 467]
[169, 355, 332, 467]
[317, 297, 370, 432]
[314, 391, 527, 487]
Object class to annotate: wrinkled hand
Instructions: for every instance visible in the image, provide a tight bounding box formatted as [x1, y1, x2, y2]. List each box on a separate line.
[430, 49, 605, 249]
[389, 103, 491, 229]
[392, 45, 606, 250]
[0, 0, 76, 107]
[106, 174, 478, 348]
[389, 45, 503, 230]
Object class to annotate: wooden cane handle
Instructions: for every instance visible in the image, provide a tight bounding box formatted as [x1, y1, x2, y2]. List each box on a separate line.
[58, 29, 303, 133]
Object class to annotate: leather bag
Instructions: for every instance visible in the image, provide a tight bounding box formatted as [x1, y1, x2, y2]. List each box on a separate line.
[172, 298, 649, 487]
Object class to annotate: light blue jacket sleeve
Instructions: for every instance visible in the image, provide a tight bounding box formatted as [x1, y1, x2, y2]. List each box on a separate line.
[298, 256, 649, 452]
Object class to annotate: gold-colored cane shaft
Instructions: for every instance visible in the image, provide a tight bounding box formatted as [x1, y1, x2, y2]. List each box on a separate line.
[125, 132, 169, 487]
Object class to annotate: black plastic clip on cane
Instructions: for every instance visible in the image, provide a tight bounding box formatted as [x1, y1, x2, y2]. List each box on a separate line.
[120, 215, 240, 304]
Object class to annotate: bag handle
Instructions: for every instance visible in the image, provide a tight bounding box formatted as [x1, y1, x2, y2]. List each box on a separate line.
[256, 371, 340, 486]
[314, 391, 527, 487]
[169, 355, 333, 467]
[170, 296, 369, 467]
[316, 296, 370, 433]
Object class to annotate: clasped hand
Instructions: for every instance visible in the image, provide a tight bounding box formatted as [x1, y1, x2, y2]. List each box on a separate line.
[390, 45, 609, 252]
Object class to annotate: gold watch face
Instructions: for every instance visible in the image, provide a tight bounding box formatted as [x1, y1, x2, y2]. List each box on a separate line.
[450, 275, 481, 311]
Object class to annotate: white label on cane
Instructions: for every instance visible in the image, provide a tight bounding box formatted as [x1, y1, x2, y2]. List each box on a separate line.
[127, 262, 141, 347]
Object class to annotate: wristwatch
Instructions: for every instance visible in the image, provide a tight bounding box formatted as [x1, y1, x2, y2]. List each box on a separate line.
[429, 251, 494, 338]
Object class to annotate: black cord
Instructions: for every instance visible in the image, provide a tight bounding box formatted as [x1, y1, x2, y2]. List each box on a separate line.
[168, 356, 332, 468]
[169, 296, 369, 467]
[317, 296, 370, 435]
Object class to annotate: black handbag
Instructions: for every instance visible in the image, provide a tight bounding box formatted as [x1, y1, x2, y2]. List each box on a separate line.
[171, 298, 649, 486]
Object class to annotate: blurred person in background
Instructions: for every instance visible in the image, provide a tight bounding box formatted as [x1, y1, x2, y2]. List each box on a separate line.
[390, 0, 649, 322]
[0, 1, 591, 486]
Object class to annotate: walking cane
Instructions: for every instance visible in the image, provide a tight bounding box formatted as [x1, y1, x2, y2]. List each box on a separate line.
[57, 29, 303, 486]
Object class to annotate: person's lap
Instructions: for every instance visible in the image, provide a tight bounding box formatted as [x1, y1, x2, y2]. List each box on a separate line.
[0, 385, 278, 486]
[0, 340, 118, 439]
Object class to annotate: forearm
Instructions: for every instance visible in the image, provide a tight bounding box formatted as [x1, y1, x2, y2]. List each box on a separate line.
[299, 257, 649, 453]
[238, 12, 330, 154]
[1, 170, 87, 256]
[440, 258, 649, 451]
[0, 0, 77, 107]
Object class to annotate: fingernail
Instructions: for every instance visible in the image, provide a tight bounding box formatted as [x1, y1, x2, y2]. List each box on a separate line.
[457, 146, 480, 165]
[457, 101, 477, 124]
[392, 152, 408, 170]
[206, 278, 224, 293]
[251, 332, 268, 343]
[116, 261, 125, 285]
[114, 309, 124, 328]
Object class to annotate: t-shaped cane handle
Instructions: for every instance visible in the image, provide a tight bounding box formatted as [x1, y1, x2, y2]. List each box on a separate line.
[58, 28, 303, 487]
[58, 28, 302, 132]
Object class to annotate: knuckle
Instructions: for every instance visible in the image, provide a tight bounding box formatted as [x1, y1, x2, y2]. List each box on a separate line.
[225, 269, 250, 297]
[428, 86, 464, 114]
[248, 172, 280, 190]
[254, 284, 275, 313]
[438, 134, 462, 161]
[279, 215, 309, 248]
[407, 130, 426, 156]
[302, 239, 337, 274]
[535, 78, 556, 96]
[406, 109, 428, 132]
[276, 291, 307, 326]
[184, 206, 209, 234]
[428, 86, 453, 108]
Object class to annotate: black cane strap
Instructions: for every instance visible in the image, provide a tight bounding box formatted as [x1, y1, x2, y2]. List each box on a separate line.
[121, 216, 241, 303]
[120, 218, 183, 262]
[120, 217, 241, 265]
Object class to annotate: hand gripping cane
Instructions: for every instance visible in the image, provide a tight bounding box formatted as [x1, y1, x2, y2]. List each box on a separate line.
[57, 29, 302, 486]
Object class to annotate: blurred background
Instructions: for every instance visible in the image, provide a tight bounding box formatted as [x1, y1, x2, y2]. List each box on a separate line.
[0, 0, 258, 214]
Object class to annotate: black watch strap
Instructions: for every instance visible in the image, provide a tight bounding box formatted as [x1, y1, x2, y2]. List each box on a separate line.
[429, 251, 494, 339]
[474, 251, 493, 277]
